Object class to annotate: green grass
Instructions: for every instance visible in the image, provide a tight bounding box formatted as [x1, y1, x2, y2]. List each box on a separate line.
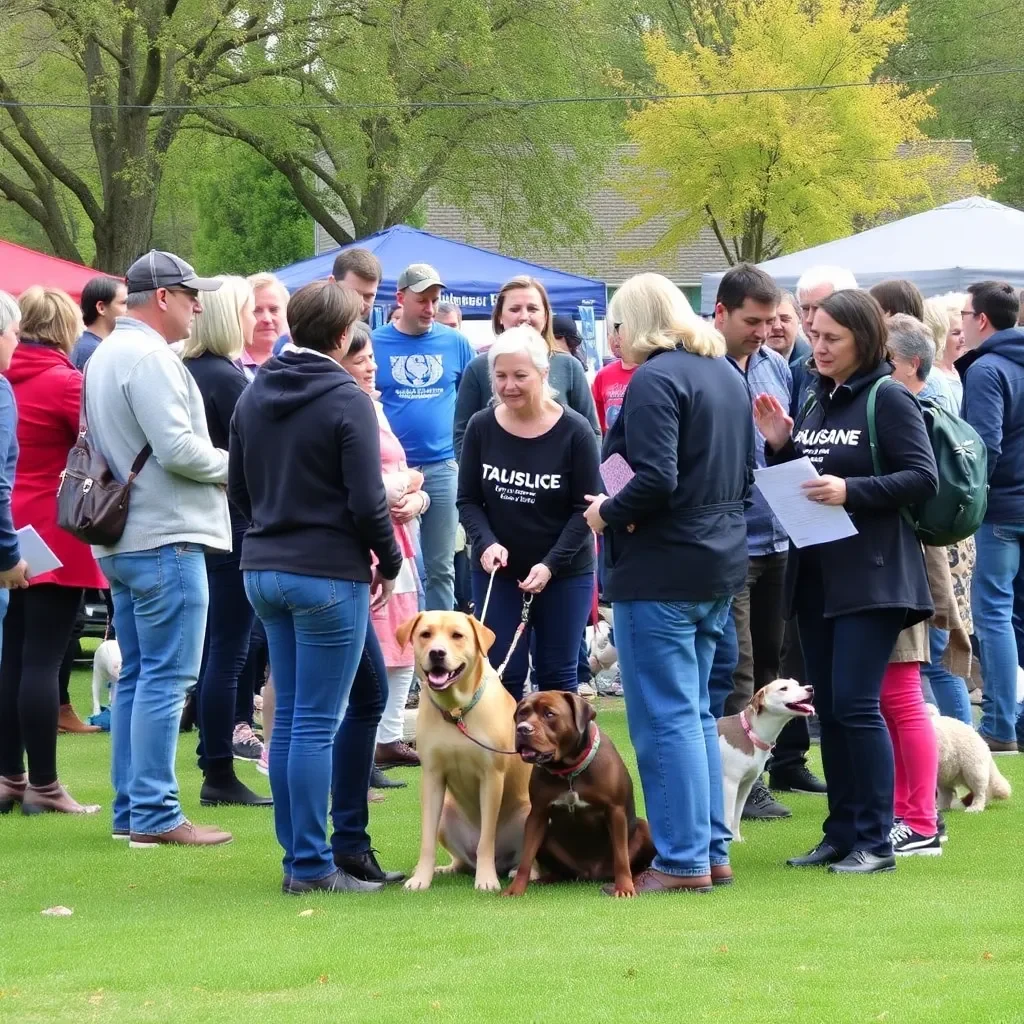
[1, 667, 1022, 1024]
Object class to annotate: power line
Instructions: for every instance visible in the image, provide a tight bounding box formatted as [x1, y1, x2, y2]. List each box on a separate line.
[0, 65, 1021, 113]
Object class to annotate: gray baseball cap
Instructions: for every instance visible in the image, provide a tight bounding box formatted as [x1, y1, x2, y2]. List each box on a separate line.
[397, 263, 445, 293]
[125, 250, 221, 295]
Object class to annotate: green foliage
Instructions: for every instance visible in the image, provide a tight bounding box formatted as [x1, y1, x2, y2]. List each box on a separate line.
[623, 0, 998, 265]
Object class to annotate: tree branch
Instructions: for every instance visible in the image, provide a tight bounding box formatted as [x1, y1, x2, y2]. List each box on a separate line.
[704, 204, 734, 265]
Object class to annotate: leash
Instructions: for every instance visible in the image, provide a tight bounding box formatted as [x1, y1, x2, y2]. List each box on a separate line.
[479, 566, 498, 625]
[494, 592, 533, 680]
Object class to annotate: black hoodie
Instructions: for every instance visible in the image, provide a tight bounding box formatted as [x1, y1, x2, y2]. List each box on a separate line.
[768, 360, 938, 625]
[228, 349, 401, 583]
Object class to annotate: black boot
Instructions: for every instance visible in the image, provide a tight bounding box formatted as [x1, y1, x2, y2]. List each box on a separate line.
[335, 848, 405, 884]
[370, 766, 406, 790]
[200, 762, 272, 807]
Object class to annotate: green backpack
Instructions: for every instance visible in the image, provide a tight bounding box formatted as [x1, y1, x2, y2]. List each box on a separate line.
[866, 378, 988, 547]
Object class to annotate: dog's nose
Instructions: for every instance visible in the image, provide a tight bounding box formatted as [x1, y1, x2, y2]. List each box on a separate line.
[516, 721, 533, 735]
[428, 647, 447, 661]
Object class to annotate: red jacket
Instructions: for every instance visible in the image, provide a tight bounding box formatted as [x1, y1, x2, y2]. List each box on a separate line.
[4, 341, 106, 589]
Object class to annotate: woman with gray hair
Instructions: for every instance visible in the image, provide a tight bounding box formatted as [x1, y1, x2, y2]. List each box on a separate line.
[457, 325, 599, 702]
[583, 273, 753, 894]
[888, 311, 958, 415]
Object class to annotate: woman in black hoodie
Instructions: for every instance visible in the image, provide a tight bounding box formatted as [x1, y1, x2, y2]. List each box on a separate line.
[229, 280, 401, 895]
[754, 289, 938, 876]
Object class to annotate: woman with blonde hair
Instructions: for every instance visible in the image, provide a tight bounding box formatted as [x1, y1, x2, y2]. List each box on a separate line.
[924, 294, 966, 408]
[454, 276, 599, 458]
[583, 273, 753, 894]
[182, 276, 270, 808]
[0, 287, 106, 814]
[457, 325, 600, 701]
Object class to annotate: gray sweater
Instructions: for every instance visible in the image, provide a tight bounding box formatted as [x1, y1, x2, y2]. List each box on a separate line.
[84, 316, 231, 557]
[454, 351, 600, 459]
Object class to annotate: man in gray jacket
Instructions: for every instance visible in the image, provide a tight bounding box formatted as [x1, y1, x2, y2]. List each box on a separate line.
[86, 251, 233, 848]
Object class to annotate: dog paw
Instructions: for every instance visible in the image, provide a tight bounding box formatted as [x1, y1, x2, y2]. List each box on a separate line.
[434, 862, 460, 875]
[501, 882, 527, 897]
[609, 882, 637, 898]
[404, 873, 433, 891]
[964, 803, 984, 813]
[474, 874, 501, 892]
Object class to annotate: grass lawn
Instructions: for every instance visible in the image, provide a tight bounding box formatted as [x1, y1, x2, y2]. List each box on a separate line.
[1, 665, 1022, 1024]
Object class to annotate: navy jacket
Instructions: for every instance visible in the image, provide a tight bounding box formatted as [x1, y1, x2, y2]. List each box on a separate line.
[769, 362, 938, 625]
[228, 349, 401, 583]
[788, 336, 813, 419]
[956, 327, 1024, 523]
[600, 347, 754, 602]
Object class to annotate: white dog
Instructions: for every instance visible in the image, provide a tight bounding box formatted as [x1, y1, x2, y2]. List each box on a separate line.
[928, 706, 1012, 813]
[717, 679, 815, 841]
[91, 639, 122, 716]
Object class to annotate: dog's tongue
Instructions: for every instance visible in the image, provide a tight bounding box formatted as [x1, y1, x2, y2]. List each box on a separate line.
[427, 667, 450, 686]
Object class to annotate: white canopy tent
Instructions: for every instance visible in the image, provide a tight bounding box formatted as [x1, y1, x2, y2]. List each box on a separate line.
[700, 196, 1024, 313]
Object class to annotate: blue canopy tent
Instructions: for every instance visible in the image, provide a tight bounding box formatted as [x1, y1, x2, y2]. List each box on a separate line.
[274, 225, 607, 321]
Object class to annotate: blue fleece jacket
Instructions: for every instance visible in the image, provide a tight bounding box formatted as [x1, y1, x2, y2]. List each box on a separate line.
[0, 378, 21, 571]
[957, 327, 1024, 523]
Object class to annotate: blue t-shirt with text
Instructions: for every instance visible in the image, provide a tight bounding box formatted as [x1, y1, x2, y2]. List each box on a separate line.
[371, 321, 474, 464]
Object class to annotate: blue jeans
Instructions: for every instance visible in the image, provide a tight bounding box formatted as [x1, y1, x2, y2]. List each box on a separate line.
[708, 605, 738, 719]
[921, 627, 973, 725]
[245, 570, 369, 882]
[471, 571, 593, 702]
[331, 624, 388, 857]
[416, 459, 458, 611]
[101, 544, 209, 836]
[613, 598, 732, 876]
[972, 522, 1024, 743]
[196, 534, 254, 770]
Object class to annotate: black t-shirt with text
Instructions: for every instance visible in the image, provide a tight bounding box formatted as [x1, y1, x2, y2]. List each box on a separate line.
[457, 407, 600, 580]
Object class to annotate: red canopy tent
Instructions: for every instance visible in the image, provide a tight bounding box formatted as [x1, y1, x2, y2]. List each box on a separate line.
[0, 240, 109, 303]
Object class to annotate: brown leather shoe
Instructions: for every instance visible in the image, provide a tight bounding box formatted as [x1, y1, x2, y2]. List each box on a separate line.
[129, 820, 233, 848]
[0, 773, 27, 814]
[980, 734, 1018, 756]
[374, 740, 420, 768]
[368, 789, 386, 804]
[711, 864, 734, 886]
[22, 781, 101, 815]
[58, 704, 101, 734]
[602, 868, 713, 895]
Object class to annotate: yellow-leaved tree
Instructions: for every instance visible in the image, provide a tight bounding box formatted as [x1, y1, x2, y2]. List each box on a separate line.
[622, 0, 998, 265]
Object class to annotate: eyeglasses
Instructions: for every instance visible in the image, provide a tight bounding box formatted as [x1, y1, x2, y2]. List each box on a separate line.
[612, 322, 622, 334]
[166, 287, 200, 301]
[960, 310, 980, 318]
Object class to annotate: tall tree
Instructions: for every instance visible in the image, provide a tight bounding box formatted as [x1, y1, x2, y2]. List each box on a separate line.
[0, 0, 355, 271]
[622, 0, 997, 265]
[202, 0, 626, 254]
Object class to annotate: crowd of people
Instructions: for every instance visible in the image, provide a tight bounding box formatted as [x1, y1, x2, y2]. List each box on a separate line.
[0, 238, 1021, 894]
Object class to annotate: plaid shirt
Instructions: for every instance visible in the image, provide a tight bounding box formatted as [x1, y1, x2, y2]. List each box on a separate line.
[728, 345, 792, 556]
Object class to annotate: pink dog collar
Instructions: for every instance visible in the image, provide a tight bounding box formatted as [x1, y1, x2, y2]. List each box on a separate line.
[740, 710, 774, 752]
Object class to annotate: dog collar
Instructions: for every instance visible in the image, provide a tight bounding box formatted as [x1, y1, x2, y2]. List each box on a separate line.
[740, 710, 774, 752]
[429, 683, 484, 724]
[545, 725, 601, 785]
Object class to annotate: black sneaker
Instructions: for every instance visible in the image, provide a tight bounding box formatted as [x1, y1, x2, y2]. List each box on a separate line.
[890, 821, 941, 857]
[741, 779, 792, 820]
[769, 764, 827, 795]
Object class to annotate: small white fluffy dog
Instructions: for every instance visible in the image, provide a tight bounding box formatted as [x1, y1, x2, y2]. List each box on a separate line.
[928, 706, 1012, 813]
[717, 679, 815, 841]
[91, 639, 122, 716]
[588, 618, 617, 677]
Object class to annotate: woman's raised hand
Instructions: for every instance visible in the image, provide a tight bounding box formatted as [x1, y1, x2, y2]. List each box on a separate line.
[752, 393, 794, 450]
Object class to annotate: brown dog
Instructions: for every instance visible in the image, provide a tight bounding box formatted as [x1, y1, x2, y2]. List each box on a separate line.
[504, 691, 654, 898]
[397, 611, 532, 892]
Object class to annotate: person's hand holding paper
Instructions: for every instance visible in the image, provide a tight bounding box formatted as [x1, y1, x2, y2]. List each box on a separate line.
[753, 457, 857, 548]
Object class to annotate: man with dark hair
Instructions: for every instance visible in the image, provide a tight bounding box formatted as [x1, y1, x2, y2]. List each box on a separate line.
[331, 247, 383, 321]
[71, 276, 127, 370]
[712, 264, 826, 820]
[957, 280, 1024, 753]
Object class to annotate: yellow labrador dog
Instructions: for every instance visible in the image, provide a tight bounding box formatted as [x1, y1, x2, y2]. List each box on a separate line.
[398, 612, 532, 892]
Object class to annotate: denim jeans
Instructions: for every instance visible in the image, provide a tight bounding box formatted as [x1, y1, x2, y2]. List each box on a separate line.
[708, 606, 738, 720]
[244, 570, 368, 882]
[415, 459, 458, 611]
[972, 522, 1024, 742]
[921, 627, 973, 725]
[614, 598, 732, 876]
[331, 623, 388, 857]
[472, 571, 593, 702]
[101, 544, 209, 836]
[196, 534, 254, 770]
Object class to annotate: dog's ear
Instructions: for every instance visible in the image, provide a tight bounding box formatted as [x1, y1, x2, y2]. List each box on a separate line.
[395, 614, 423, 651]
[749, 687, 767, 716]
[564, 691, 596, 739]
[467, 615, 496, 656]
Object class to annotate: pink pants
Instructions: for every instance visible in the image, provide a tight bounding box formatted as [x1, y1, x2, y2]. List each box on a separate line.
[880, 662, 938, 836]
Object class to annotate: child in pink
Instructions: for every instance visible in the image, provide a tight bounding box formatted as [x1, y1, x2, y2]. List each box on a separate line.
[591, 331, 637, 432]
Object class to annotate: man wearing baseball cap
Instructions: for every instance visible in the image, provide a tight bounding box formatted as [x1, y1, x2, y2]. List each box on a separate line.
[85, 250, 235, 848]
[372, 263, 474, 611]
